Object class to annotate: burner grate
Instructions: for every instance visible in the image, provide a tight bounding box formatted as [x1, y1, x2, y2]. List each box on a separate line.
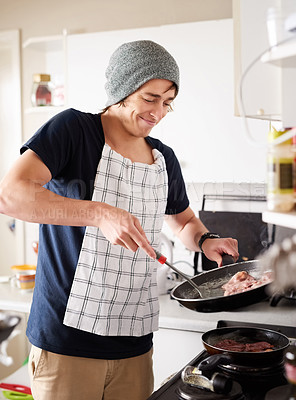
[148, 320, 294, 400]
[176, 381, 245, 400]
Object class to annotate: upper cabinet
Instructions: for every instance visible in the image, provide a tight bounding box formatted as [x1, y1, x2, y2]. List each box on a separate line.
[261, 37, 296, 129]
[261, 38, 296, 67]
[22, 31, 67, 141]
[234, 0, 296, 229]
[233, 0, 296, 128]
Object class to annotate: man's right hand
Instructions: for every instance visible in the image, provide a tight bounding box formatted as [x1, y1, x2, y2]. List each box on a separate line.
[97, 203, 156, 259]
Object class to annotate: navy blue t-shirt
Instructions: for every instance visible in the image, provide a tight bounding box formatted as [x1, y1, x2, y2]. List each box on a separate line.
[22, 108, 189, 359]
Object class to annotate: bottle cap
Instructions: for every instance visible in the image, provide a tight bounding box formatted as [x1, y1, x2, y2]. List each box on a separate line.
[268, 126, 293, 145]
[33, 74, 51, 83]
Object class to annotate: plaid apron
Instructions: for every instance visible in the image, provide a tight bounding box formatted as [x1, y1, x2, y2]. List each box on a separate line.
[63, 144, 168, 336]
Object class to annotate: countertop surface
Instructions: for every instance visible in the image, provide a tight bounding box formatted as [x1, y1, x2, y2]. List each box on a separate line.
[159, 293, 296, 334]
[0, 281, 32, 313]
[0, 280, 295, 334]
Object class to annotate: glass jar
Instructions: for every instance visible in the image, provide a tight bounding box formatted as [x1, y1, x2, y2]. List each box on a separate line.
[284, 345, 296, 400]
[31, 74, 53, 106]
[267, 126, 294, 212]
[293, 135, 296, 204]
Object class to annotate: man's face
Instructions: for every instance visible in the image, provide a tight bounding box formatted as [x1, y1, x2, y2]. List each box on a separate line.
[116, 79, 176, 137]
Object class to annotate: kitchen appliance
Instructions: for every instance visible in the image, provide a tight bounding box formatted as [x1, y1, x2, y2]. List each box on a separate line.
[199, 327, 289, 370]
[194, 194, 274, 273]
[171, 260, 271, 312]
[148, 320, 296, 400]
[0, 315, 20, 345]
[0, 313, 21, 368]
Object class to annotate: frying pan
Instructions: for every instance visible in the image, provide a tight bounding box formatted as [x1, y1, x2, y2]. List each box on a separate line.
[0, 314, 20, 344]
[197, 326, 290, 371]
[170, 260, 271, 312]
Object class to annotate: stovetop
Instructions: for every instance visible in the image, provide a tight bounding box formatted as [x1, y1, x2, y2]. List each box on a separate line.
[148, 320, 296, 400]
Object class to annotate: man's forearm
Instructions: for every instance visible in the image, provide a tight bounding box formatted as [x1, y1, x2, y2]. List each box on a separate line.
[0, 179, 103, 227]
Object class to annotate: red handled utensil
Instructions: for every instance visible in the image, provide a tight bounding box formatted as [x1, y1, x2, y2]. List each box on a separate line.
[0, 384, 31, 395]
[155, 250, 203, 298]
[2, 390, 33, 399]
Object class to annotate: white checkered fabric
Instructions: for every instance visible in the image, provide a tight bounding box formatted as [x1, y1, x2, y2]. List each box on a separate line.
[64, 144, 168, 336]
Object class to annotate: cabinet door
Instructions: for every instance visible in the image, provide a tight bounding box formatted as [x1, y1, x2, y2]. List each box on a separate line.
[152, 328, 204, 391]
[233, 0, 281, 120]
[0, 30, 24, 274]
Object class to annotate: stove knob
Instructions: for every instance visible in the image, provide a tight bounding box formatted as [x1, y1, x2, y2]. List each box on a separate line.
[212, 372, 233, 394]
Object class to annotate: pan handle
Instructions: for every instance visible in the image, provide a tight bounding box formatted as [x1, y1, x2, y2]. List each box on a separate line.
[197, 354, 234, 371]
[269, 292, 283, 307]
[221, 254, 235, 266]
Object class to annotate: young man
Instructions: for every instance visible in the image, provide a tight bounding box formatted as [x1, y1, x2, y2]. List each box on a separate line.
[0, 40, 238, 400]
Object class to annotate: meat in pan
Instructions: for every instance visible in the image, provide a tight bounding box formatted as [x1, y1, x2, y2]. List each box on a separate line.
[222, 270, 273, 296]
[214, 338, 274, 352]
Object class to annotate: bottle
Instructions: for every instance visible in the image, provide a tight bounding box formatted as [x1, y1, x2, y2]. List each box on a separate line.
[31, 74, 53, 106]
[284, 345, 296, 400]
[267, 126, 294, 212]
[293, 135, 296, 205]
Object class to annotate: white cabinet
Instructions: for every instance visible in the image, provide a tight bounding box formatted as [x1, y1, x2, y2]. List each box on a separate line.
[22, 31, 67, 142]
[234, 0, 296, 127]
[261, 29, 296, 229]
[233, 0, 282, 121]
[234, 0, 296, 230]
[152, 328, 204, 391]
[261, 38, 296, 67]
[260, 38, 296, 129]
[21, 32, 68, 263]
[262, 210, 296, 229]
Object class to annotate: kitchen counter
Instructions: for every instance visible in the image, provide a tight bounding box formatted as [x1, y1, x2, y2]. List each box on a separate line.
[1, 280, 295, 392]
[159, 293, 296, 334]
[0, 281, 32, 313]
[153, 293, 296, 390]
[0, 279, 295, 331]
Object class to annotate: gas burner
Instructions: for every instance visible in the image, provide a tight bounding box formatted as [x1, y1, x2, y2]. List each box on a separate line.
[217, 361, 287, 398]
[218, 361, 284, 374]
[147, 321, 295, 400]
[176, 381, 244, 400]
[265, 384, 290, 399]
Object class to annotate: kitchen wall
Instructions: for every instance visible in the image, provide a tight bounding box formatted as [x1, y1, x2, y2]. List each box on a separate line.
[1, 0, 272, 187]
[65, 19, 269, 184]
[1, 0, 274, 265]
[0, 0, 232, 41]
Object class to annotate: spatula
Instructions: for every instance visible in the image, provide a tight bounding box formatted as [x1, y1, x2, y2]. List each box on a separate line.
[155, 250, 203, 298]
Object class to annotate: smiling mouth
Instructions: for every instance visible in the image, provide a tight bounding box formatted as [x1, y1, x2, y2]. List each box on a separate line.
[140, 116, 157, 126]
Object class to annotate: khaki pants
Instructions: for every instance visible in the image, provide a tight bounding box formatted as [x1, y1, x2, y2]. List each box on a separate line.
[28, 345, 154, 400]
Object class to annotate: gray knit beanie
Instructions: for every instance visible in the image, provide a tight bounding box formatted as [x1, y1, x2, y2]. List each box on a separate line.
[105, 40, 180, 107]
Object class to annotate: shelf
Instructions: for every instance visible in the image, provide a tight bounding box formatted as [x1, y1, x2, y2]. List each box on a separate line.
[22, 35, 63, 52]
[245, 113, 281, 121]
[262, 210, 296, 229]
[22, 35, 64, 52]
[261, 38, 296, 67]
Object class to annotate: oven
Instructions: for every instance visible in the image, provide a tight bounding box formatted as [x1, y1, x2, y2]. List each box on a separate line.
[148, 320, 296, 400]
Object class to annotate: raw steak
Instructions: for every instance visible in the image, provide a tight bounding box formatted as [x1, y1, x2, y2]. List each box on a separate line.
[215, 338, 274, 352]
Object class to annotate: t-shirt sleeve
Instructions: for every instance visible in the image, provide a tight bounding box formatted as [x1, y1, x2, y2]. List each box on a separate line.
[164, 149, 189, 215]
[21, 109, 81, 179]
[146, 137, 189, 215]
